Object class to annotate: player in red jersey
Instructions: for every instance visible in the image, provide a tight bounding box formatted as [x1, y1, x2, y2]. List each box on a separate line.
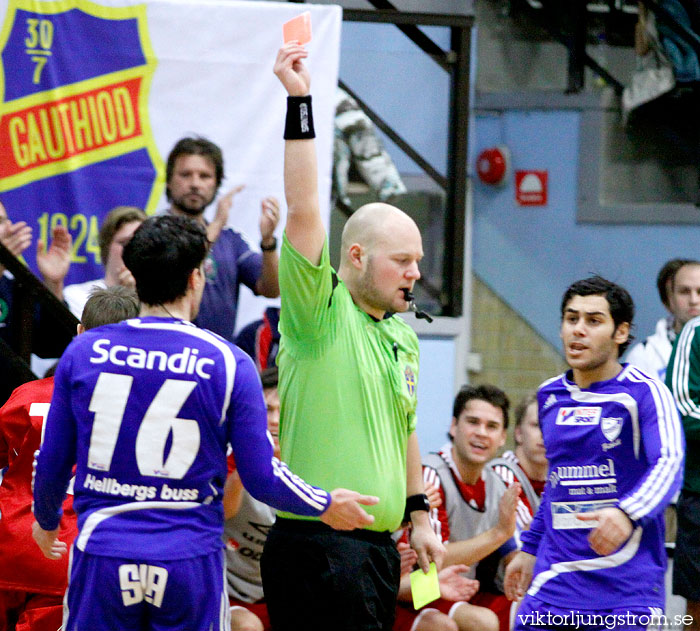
[0, 286, 138, 631]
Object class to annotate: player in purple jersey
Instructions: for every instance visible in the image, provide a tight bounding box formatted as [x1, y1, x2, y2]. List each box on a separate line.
[31, 215, 378, 631]
[505, 276, 684, 630]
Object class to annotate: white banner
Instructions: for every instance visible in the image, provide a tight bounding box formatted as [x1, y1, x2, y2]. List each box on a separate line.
[0, 0, 341, 330]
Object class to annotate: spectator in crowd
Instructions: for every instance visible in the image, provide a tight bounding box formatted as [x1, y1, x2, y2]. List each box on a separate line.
[260, 43, 444, 631]
[0, 199, 74, 400]
[0, 285, 139, 631]
[164, 137, 280, 340]
[234, 306, 280, 372]
[410, 385, 520, 631]
[59, 206, 147, 318]
[666, 309, 700, 631]
[505, 276, 684, 630]
[0, 199, 72, 304]
[626, 258, 700, 381]
[31, 215, 373, 631]
[490, 392, 546, 534]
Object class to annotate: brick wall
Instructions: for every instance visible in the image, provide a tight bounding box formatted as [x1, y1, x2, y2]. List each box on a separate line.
[469, 275, 567, 412]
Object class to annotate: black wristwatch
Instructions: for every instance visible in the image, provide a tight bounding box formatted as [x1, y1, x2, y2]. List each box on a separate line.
[260, 237, 277, 252]
[403, 493, 430, 523]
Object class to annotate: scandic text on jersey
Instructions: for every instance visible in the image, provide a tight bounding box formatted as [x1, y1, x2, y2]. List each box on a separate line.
[89, 338, 214, 378]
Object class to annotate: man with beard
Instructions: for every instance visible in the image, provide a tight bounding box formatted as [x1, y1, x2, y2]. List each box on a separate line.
[260, 43, 445, 631]
[164, 137, 280, 339]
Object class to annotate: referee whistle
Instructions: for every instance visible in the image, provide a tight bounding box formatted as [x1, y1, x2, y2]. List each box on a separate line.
[401, 288, 434, 323]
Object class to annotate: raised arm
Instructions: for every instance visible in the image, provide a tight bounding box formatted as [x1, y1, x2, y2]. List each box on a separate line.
[273, 43, 325, 265]
[37, 225, 72, 301]
[254, 196, 280, 297]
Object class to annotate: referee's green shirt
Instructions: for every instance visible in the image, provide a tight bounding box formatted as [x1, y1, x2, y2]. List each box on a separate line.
[276, 234, 419, 532]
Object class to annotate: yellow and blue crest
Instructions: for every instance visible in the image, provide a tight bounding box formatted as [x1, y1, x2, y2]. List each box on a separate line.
[404, 365, 416, 397]
[0, 0, 163, 282]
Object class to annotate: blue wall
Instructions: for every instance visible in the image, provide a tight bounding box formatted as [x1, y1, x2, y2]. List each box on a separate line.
[473, 109, 700, 353]
[339, 20, 700, 359]
[339, 22, 451, 175]
[415, 336, 456, 454]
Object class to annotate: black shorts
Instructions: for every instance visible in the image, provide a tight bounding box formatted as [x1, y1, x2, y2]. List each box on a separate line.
[672, 490, 700, 601]
[261, 517, 400, 631]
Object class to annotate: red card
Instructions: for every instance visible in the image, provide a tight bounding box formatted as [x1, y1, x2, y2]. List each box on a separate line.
[283, 12, 312, 45]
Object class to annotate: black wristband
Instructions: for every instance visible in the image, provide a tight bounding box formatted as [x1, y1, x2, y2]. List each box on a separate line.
[260, 237, 277, 252]
[403, 493, 430, 523]
[284, 95, 315, 140]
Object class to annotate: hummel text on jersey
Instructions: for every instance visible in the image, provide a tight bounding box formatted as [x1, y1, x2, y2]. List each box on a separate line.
[548, 459, 616, 488]
[89, 339, 215, 379]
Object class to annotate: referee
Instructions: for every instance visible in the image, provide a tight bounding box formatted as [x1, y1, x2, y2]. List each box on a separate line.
[260, 43, 445, 631]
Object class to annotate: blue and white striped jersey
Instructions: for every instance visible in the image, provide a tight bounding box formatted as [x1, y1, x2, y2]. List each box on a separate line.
[521, 364, 684, 610]
[33, 316, 329, 560]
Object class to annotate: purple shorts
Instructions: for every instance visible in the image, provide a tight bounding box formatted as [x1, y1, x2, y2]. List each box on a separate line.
[514, 595, 666, 631]
[63, 547, 229, 631]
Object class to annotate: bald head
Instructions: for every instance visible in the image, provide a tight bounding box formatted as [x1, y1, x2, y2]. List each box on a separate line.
[338, 203, 423, 319]
[341, 203, 417, 255]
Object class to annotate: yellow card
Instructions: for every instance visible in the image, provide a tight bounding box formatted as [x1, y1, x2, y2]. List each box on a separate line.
[410, 562, 440, 609]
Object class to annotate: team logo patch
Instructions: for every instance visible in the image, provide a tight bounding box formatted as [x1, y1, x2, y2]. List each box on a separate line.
[404, 365, 416, 396]
[0, 0, 162, 198]
[555, 406, 602, 426]
[601, 416, 623, 441]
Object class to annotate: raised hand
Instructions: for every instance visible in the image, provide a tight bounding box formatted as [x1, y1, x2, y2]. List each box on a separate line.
[37, 225, 72, 293]
[273, 43, 311, 97]
[320, 488, 379, 530]
[496, 481, 521, 539]
[260, 197, 280, 243]
[116, 265, 136, 288]
[0, 218, 32, 258]
[424, 481, 442, 510]
[207, 185, 245, 244]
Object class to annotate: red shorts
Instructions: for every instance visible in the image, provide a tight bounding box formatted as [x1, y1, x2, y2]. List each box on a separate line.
[470, 591, 512, 631]
[229, 596, 271, 631]
[394, 597, 461, 631]
[0, 589, 63, 631]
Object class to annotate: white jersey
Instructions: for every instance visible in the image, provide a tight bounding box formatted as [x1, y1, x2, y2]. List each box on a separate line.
[625, 317, 675, 382]
[223, 490, 274, 603]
